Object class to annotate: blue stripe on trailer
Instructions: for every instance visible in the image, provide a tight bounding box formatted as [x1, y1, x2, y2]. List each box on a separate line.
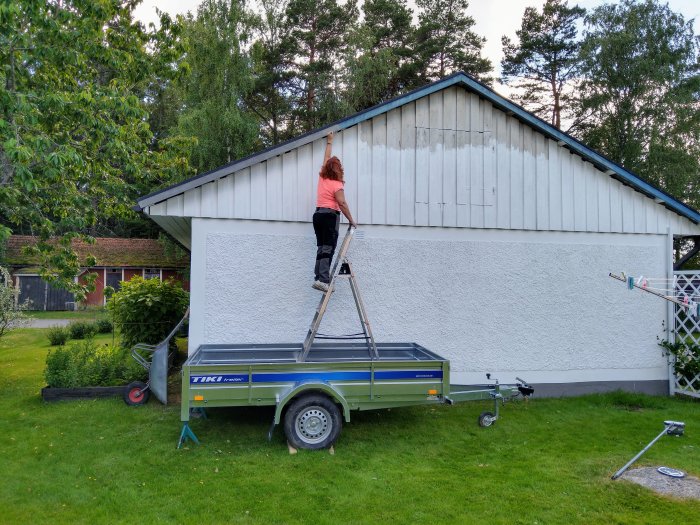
[375, 370, 443, 380]
[190, 370, 444, 385]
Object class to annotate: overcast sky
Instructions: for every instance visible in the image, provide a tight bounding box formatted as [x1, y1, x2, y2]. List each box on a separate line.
[134, 0, 700, 83]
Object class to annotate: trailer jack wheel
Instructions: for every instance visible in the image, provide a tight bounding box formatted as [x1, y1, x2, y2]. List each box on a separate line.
[124, 381, 150, 406]
[478, 411, 496, 428]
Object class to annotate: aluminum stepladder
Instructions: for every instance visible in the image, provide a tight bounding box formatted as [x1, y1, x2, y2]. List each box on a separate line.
[299, 225, 378, 362]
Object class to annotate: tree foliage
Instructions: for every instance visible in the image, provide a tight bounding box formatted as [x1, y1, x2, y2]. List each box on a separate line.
[0, 1, 192, 296]
[501, 0, 585, 129]
[577, 0, 700, 206]
[175, 0, 260, 172]
[415, 0, 492, 83]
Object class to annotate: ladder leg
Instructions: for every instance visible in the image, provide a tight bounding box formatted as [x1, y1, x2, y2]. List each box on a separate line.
[347, 262, 378, 359]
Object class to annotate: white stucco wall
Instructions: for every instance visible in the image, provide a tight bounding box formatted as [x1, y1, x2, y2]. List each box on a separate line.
[189, 218, 670, 386]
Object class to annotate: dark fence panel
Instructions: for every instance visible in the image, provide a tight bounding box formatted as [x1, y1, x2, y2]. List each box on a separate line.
[18, 276, 75, 311]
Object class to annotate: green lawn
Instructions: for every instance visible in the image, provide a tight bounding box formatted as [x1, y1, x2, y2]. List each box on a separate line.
[1, 328, 699, 524]
[27, 309, 108, 321]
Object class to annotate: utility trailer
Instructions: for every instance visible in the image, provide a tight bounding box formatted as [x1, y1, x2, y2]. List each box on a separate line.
[179, 342, 533, 449]
[177, 226, 533, 449]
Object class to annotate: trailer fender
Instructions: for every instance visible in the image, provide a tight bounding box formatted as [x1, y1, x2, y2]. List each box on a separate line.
[274, 382, 350, 424]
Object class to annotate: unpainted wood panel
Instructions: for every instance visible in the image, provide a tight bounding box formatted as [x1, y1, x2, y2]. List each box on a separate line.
[509, 121, 524, 230]
[429, 127, 444, 226]
[609, 177, 622, 232]
[548, 140, 562, 231]
[266, 156, 283, 220]
[200, 181, 218, 217]
[357, 120, 373, 224]
[621, 185, 635, 233]
[250, 163, 266, 219]
[495, 110, 510, 229]
[523, 127, 537, 230]
[340, 127, 359, 223]
[584, 163, 598, 232]
[456, 129, 471, 227]
[535, 133, 549, 230]
[415, 126, 430, 226]
[372, 113, 387, 224]
[386, 108, 402, 225]
[216, 176, 234, 219]
[282, 151, 297, 221]
[483, 106, 497, 228]
[399, 103, 416, 226]
[560, 150, 574, 231]
[597, 172, 611, 232]
[183, 188, 201, 217]
[233, 167, 251, 219]
[296, 143, 313, 222]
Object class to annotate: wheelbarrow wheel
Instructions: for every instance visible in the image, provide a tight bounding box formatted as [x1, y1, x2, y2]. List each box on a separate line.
[284, 394, 342, 450]
[124, 382, 150, 406]
[478, 411, 495, 427]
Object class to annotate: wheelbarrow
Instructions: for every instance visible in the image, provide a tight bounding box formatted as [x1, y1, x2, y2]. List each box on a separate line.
[124, 309, 190, 406]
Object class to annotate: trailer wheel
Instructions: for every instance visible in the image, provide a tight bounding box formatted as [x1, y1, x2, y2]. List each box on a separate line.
[124, 382, 150, 406]
[478, 411, 495, 427]
[284, 394, 342, 450]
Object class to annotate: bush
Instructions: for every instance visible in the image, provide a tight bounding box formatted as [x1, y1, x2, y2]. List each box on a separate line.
[95, 318, 113, 334]
[659, 339, 700, 382]
[0, 265, 29, 337]
[68, 321, 97, 340]
[107, 276, 188, 349]
[45, 339, 146, 388]
[47, 325, 69, 346]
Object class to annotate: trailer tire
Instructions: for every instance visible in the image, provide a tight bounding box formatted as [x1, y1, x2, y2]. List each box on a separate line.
[124, 382, 150, 406]
[478, 411, 495, 427]
[284, 394, 342, 450]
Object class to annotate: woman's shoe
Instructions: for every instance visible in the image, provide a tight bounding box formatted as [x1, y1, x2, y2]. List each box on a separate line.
[312, 280, 330, 292]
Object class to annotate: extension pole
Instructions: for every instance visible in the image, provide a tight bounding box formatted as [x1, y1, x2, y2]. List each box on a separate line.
[611, 421, 685, 480]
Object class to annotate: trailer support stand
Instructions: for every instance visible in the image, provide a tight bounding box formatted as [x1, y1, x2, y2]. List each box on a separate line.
[177, 423, 200, 449]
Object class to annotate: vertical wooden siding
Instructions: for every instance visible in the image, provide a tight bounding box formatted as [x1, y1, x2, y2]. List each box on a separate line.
[148, 86, 696, 235]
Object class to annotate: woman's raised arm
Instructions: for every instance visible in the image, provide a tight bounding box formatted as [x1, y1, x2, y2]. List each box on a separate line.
[323, 132, 334, 166]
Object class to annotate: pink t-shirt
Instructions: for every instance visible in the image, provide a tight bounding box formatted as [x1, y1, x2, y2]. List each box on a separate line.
[316, 177, 344, 211]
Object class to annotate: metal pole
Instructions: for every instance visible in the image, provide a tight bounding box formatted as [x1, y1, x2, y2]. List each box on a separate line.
[611, 421, 684, 480]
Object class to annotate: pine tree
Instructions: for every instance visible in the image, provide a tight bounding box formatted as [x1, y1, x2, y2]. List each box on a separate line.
[283, 0, 357, 131]
[415, 0, 492, 82]
[576, 0, 700, 206]
[248, 0, 295, 146]
[501, 0, 585, 129]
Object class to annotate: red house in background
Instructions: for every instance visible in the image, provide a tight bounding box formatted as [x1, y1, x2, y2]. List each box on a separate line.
[3, 236, 189, 310]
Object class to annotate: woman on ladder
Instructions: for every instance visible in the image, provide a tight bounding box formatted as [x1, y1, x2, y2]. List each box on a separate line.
[312, 132, 357, 292]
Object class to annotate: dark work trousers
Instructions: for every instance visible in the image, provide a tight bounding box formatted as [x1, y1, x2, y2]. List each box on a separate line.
[313, 208, 340, 283]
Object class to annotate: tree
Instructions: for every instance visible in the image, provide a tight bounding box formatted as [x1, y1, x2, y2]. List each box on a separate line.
[283, 0, 357, 131]
[248, 0, 296, 146]
[175, 0, 260, 172]
[0, 266, 27, 337]
[576, 0, 700, 206]
[501, 0, 585, 129]
[342, 0, 420, 111]
[0, 1, 191, 297]
[415, 0, 492, 82]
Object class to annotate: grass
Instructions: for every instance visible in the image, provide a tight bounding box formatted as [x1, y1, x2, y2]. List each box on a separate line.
[27, 310, 108, 321]
[1, 328, 699, 524]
